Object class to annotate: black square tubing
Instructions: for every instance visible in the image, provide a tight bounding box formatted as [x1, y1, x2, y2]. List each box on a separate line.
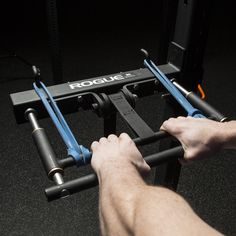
[25, 108, 184, 201]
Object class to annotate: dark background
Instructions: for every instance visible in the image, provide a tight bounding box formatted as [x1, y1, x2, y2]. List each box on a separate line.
[0, 0, 236, 235]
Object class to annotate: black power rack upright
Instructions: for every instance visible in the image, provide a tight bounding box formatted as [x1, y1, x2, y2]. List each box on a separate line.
[10, 0, 218, 201]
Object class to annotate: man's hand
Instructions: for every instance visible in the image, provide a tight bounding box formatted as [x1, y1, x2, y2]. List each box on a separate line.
[91, 133, 150, 180]
[160, 116, 226, 161]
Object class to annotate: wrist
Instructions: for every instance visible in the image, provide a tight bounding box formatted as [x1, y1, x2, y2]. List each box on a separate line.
[221, 121, 236, 149]
[96, 161, 145, 186]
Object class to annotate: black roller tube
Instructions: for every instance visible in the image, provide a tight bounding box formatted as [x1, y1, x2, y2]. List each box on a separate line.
[45, 145, 184, 201]
[186, 92, 227, 122]
[25, 109, 63, 179]
[172, 80, 227, 122]
[32, 128, 63, 178]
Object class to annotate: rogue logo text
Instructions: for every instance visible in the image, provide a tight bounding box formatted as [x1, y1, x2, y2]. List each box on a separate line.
[68, 73, 136, 89]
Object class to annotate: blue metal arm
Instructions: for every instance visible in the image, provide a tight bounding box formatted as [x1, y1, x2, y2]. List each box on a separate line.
[33, 81, 91, 166]
[142, 49, 205, 118]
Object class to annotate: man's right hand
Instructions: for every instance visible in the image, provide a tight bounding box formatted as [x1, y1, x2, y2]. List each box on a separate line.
[160, 116, 228, 161]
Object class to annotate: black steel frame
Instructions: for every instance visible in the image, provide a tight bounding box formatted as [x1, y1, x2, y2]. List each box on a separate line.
[10, 0, 213, 200]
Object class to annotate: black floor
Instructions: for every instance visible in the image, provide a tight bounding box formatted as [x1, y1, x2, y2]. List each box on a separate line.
[1, 2, 236, 236]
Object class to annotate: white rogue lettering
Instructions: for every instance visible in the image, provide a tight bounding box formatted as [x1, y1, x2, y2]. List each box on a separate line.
[69, 74, 125, 89]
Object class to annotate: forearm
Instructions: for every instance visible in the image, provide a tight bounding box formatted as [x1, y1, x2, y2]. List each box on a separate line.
[134, 186, 223, 236]
[98, 165, 223, 236]
[97, 164, 146, 236]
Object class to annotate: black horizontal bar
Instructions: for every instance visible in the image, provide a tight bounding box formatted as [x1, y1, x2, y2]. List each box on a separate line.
[58, 130, 169, 169]
[10, 65, 179, 124]
[134, 130, 169, 145]
[45, 146, 184, 201]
